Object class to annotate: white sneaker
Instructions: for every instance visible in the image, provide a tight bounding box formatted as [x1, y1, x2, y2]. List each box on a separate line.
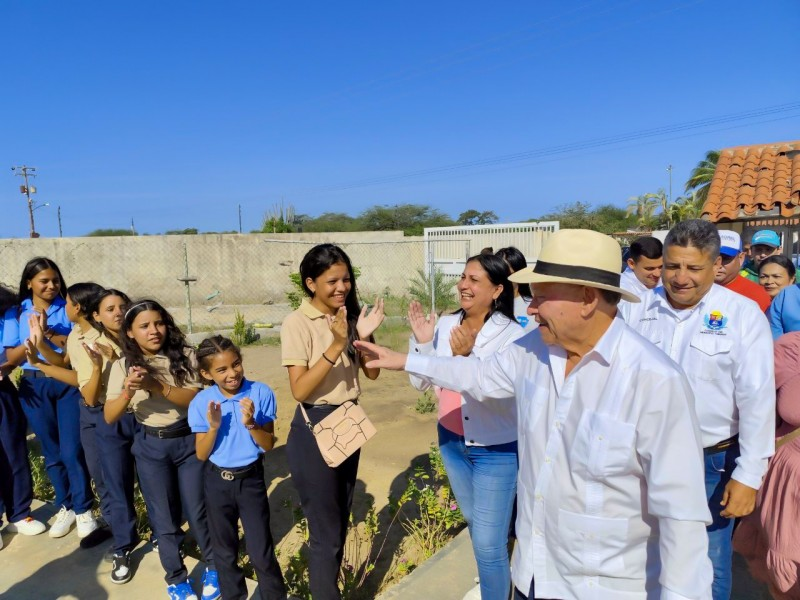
[76, 511, 99, 538]
[462, 583, 482, 600]
[5, 516, 46, 536]
[49, 506, 76, 538]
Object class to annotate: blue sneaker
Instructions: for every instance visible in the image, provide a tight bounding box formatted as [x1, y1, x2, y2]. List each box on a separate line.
[200, 568, 220, 600]
[166, 579, 198, 600]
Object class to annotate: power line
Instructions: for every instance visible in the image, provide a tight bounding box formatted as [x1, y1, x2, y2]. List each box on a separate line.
[298, 101, 800, 194]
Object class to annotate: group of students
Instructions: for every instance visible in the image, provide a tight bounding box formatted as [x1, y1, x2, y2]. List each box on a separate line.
[0, 244, 392, 600]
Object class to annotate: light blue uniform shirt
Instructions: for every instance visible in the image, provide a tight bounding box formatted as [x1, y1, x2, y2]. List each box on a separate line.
[2, 297, 73, 370]
[767, 284, 800, 340]
[188, 378, 277, 468]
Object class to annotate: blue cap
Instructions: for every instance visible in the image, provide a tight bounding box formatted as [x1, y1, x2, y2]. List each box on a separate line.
[751, 230, 781, 248]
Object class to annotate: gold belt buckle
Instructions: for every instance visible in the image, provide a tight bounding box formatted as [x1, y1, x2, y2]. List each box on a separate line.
[220, 470, 234, 481]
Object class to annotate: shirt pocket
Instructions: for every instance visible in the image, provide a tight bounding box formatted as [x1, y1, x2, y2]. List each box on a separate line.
[519, 379, 547, 433]
[687, 336, 733, 381]
[556, 509, 629, 577]
[570, 410, 636, 480]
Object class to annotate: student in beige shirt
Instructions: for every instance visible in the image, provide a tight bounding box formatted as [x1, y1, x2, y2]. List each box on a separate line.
[104, 299, 219, 600]
[281, 244, 384, 600]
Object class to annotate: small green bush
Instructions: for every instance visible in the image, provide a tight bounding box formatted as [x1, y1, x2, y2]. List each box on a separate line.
[231, 310, 259, 346]
[414, 390, 437, 414]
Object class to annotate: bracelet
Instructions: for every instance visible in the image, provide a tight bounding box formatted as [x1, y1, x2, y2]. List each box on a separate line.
[44, 328, 54, 340]
[121, 388, 131, 401]
[244, 421, 258, 431]
[321, 353, 335, 366]
[163, 384, 172, 398]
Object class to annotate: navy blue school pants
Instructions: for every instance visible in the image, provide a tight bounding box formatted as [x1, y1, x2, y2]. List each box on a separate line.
[0, 378, 34, 526]
[204, 459, 286, 600]
[132, 423, 215, 585]
[96, 411, 139, 554]
[17, 373, 93, 513]
[287, 404, 360, 600]
[79, 404, 112, 524]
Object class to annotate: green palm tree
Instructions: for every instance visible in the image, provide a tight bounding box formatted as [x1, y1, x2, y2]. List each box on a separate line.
[685, 150, 720, 205]
[626, 193, 660, 229]
[667, 192, 703, 224]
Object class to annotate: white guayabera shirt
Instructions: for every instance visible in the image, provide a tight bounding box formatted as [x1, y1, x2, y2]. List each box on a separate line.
[619, 284, 775, 490]
[405, 317, 713, 600]
[620, 267, 651, 300]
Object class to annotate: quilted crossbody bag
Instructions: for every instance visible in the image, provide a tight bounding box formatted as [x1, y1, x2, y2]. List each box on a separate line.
[299, 401, 377, 468]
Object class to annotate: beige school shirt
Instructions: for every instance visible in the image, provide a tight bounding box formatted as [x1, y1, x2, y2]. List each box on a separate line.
[106, 350, 202, 427]
[67, 327, 121, 405]
[280, 299, 361, 405]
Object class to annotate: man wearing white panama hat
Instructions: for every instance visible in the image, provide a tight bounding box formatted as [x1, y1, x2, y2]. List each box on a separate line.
[356, 229, 713, 600]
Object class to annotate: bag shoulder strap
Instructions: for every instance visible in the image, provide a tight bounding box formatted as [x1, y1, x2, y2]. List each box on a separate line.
[299, 403, 314, 432]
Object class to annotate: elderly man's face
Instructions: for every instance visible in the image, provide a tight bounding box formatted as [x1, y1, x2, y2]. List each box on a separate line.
[662, 244, 719, 309]
[528, 282, 586, 347]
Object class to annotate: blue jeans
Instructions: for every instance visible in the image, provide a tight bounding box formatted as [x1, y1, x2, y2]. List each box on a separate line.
[438, 424, 518, 600]
[17, 374, 93, 513]
[705, 444, 739, 600]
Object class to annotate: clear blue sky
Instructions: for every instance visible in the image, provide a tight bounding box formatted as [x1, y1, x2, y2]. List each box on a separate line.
[2, 0, 799, 238]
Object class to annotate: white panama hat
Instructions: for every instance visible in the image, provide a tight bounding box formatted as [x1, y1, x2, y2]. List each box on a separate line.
[508, 229, 640, 303]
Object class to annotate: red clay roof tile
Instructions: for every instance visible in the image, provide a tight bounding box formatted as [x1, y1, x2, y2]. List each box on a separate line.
[702, 140, 800, 222]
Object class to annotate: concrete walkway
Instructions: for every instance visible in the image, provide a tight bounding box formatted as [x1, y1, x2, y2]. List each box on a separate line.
[0, 500, 254, 600]
[378, 530, 772, 600]
[0, 501, 775, 600]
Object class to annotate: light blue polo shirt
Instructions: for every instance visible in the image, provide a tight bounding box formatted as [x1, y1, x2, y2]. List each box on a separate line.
[2, 297, 73, 371]
[188, 378, 277, 468]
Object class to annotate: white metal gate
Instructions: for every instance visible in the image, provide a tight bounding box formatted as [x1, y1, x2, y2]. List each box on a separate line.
[423, 221, 559, 311]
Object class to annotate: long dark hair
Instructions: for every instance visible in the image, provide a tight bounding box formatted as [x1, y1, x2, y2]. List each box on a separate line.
[453, 254, 516, 324]
[0, 284, 17, 315]
[299, 243, 361, 357]
[88, 288, 131, 342]
[66, 282, 104, 318]
[196, 335, 242, 384]
[120, 299, 194, 387]
[495, 246, 532, 300]
[18, 257, 67, 303]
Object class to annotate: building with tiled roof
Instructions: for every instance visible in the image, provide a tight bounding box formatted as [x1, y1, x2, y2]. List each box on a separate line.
[701, 141, 800, 248]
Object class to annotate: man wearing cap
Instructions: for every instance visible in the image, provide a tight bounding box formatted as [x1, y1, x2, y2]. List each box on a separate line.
[620, 236, 663, 299]
[714, 230, 771, 312]
[740, 230, 782, 282]
[620, 220, 775, 600]
[357, 229, 713, 600]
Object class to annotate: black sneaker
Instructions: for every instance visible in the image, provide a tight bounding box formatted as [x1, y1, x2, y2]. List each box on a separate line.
[110, 551, 132, 584]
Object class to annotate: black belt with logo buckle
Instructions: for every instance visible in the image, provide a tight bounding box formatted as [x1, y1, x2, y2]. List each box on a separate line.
[210, 460, 261, 481]
[703, 434, 739, 455]
[143, 420, 192, 439]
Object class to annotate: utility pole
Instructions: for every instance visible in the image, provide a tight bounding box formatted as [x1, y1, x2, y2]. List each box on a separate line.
[57, 206, 63, 237]
[238, 204, 242, 233]
[12, 165, 38, 237]
[130, 218, 136, 236]
[667, 164, 673, 205]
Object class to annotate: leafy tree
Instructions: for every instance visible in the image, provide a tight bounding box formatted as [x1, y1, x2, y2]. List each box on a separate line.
[685, 149, 719, 206]
[457, 209, 499, 226]
[85, 228, 136, 237]
[359, 204, 454, 236]
[165, 228, 198, 235]
[299, 212, 362, 233]
[667, 191, 704, 224]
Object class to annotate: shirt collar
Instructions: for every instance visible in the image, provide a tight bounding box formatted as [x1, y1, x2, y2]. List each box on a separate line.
[213, 378, 252, 403]
[21, 296, 65, 316]
[651, 284, 713, 318]
[300, 298, 327, 320]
